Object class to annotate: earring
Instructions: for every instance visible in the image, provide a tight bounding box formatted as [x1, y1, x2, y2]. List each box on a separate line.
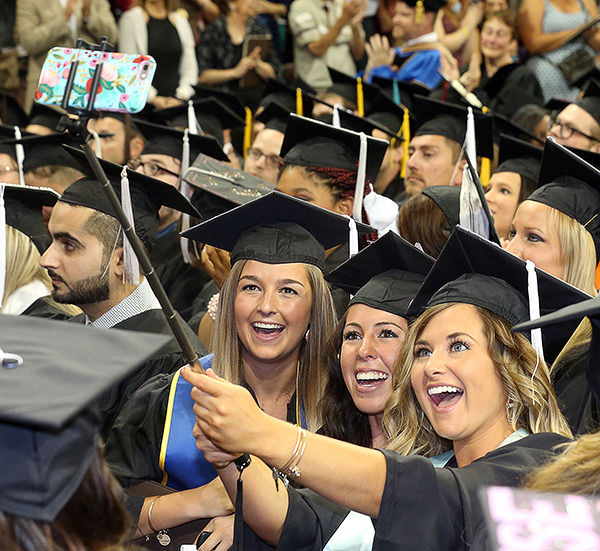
[305, 328, 310, 341]
[506, 399, 514, 424]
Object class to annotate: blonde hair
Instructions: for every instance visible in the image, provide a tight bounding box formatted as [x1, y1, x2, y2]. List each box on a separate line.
[527, 430, 600, 494]
[3, 226, 79, 315]
[211, 259, 336, 431]
[383, 303, 572, 457]
[550, 207, 598, 296]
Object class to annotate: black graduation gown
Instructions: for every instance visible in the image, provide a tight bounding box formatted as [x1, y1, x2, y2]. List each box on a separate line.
[151, 227, 212, 321]
[21, 296, 73, 320]
[264, 433, 570, 551]
[70, 309, 207, 441]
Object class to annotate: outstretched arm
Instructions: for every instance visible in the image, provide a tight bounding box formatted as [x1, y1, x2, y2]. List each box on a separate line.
[182, 368, 387, 518]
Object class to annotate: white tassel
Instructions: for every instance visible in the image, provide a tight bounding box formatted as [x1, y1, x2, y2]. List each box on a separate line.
[348, 217, 358, 258]
[187, 100, 199, 135]
[332, 104, 341, 128]
[459, 108, 489, 239]
[0, 185, 5, 307]
[120, 166, 140, 285]
[89, 128, 103, 158]
[179, 129, 193, 264]
[362, 184, 399, 235]
[13, 127, 25, 187]
[352, 132, 367, 222]
[526, 260, 544, 405]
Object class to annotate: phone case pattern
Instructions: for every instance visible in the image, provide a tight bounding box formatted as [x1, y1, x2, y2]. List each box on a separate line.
[36, 48, 156, 113]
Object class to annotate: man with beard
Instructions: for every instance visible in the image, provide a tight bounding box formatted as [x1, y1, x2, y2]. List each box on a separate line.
[40, 156, 206, 441]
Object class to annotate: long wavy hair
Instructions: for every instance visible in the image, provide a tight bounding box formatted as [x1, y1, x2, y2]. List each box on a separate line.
[526, 430, 600, 494]
[383, 303, 572, 457]
[0, 446, 131, 551]
[211, 259, 336, 431]
[318, 314, 373, 447]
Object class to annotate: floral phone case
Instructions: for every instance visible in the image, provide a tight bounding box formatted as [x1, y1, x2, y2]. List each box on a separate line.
[36, 47, 156, 113]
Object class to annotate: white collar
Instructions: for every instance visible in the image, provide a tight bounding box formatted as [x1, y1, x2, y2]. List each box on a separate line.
[405, 31, 439, 47]
[1, 279, 50, 315]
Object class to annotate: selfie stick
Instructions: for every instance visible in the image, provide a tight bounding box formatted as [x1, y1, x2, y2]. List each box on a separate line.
[57, 37, 203, 373]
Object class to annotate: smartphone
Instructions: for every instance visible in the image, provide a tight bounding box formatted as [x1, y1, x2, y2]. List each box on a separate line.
[35, 47, 156, 114]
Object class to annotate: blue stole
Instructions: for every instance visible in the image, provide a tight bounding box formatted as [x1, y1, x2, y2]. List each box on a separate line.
[365, 49, 442, 89]
[159, 355, 218, 490]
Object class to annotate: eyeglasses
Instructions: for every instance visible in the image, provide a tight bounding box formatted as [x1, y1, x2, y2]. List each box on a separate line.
[128, 158, 180, 179]
[246, 147, 282, 169]
[551, 118, 599, 143]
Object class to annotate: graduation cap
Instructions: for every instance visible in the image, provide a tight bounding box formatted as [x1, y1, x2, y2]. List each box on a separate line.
[327, 68, 380, 114]
[407, 225, 591, 362]
[513, 295, 600, 402]
[184, 153, 274, 219]
[0, 124, 33, 159]
[544, 97, 571, 115]
[495, 134, 543, 183]
[401, 0, 446, 12]
[492, 112, 545, 145]
[4, 132, 85, 173]
[254, 101, 290, 134]
[0, 92, 28, 128]
[574, 78, 600, 126]
[194, 85, 247, 120]
[412, 95, 495, 159]
[60, 146, 201, 253]
[531, 138, 600, 260]
[326, 231, 434, 317]
[2, 183, 58, 253]
[27, 103, 65, 134]
[0, 314, 170, 521]
[369, 76, 429, 112]
[150, 98, 244, 147]
[281, 114, 388, 187]
[182, 190, 374, 270]
[134, 119, 228, 162]
[422, 185, 460, 227]
[259, 79, 315, 116]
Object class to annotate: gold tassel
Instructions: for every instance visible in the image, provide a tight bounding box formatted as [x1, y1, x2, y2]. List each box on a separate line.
[357, 77, 364, 117]
[243, 106, 252, 160]
[400, 107, 410, 178]
[595, 260, 600, 291]
[480, 157, 490, 187]
[296, 88, 303, 116]
[415, 0, 424, 24]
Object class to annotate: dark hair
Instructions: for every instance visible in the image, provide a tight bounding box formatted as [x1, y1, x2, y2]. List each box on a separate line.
[482, 9, 518, 40]
[84, 210, 123, 266]
[0, 446, 131, 551]
[511, 104, 550, 137]
[397, 193, 452, 258]
[318, 315, 373, 447]
[518, 174, 538, 202]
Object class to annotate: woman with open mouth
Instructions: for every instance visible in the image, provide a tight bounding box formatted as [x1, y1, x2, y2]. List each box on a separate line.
[183, 226, 586, 551]
[319, 232, 434, 449]
[104, 191, 372, 550]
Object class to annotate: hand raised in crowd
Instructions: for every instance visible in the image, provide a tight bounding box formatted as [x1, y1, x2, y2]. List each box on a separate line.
[184, 367, 268, 456]
[252, 0, 288, 16]
[64, 0, 78, 19]
[200, 245, 232, 290]
[196, 514, 235, 551]
[584, 23, 600, 52]
[341, 0, 365, 26]
[365, 34, 395, 72]
[82, 0, 93, 18]
[439, 50, 460, 81]
[234, 47, 262, 78]
[350, 0, 368, 26]
[462, 1, 484, 32]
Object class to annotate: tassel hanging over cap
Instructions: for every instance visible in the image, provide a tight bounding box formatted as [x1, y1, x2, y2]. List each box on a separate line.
[356, 77, 364, 117]
[296, 88, 304, 116]
[179, 129, 193, 264]
[0, 185, 5, 308]
[415, 0, 424, 24]
[400, 107, 410, 178]
[187, 100, 199, 135]
[332, 104, 341, 128]
[13, 127, 25, 186]
[352, 132, 368, 222]
[120, 166, 140, 285]
[243, 106, 252, 159]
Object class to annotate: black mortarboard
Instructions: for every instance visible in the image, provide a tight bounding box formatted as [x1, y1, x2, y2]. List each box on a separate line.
[184, 153, 274, 219]
[531, 138, 600, 260]
[92, 111, 141, 134]
[575, 78, 600, 125]
[327, 68, 380, 112]
[401, 0, 446, 11]
[134, 119, 228, 162]
[0, 124, 33, 158]
[326, 231, 434, 317]
[422, 185, 460, 227]
[408, 226, 590, 361]
[412, 95, 495, 159]
[194, 85, 247, 120]
[0, 93, 28, 128]
[259, 79, 315, 116]
[254, 101, 290, 134]
[493, 112, 545, 145]
[60, 147, 200, 249]
[0, 314, 170, 521]
[2, 183, 58, 252]
[495, 134, 543, 183]
[281, 114, 388, 186]
[367, 92, 407, 136]
[337, 109, 396, 140]
[27, 103, 65, 133]
[544, 97, 571, 115]
[4, 132, 84, 173]
[182, 190, 374, 270]
[369, 76, 429, 112]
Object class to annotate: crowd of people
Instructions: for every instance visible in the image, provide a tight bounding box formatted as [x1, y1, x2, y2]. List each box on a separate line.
[2, 0, 600, 550]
